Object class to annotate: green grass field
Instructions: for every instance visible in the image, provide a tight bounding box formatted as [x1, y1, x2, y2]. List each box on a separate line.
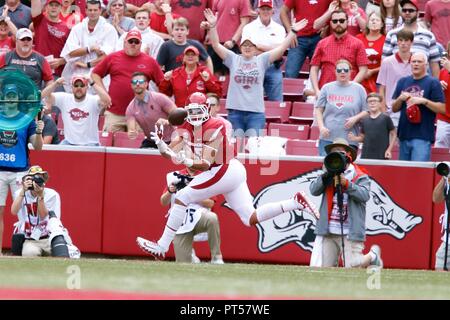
[0, 256, 449, 299]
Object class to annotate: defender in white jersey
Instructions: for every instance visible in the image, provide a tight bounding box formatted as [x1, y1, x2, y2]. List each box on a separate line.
[136, 92, 319, 259]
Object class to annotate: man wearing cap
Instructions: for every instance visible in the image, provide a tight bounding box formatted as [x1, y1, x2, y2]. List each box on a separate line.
[382, 0, 441, 78]
[309, 138, 383, 268]
[41, 74, 110, 146]
[91, 29, 164, 132]
[10, 165, 80, 258]
[0, 0, 31, 29]
[241, 0, 286, 101]
[157, 17, 212, 73]
[159, 45, 221, 108]
[280, 0, 332, 79]
[0, 28, 54, 89]
[0, 83, 44, 255]
[60, 0, 118, 92]
[115, 9, 164, 59]
[31, 0, 70, 78]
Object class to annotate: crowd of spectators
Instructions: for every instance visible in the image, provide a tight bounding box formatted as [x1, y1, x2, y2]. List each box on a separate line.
[0, 0, 448, 161]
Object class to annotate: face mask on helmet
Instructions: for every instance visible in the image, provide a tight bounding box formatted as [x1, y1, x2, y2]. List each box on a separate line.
[185, 103, 209, 126]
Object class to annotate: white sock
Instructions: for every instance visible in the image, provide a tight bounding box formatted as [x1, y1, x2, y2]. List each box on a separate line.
[158, 204, 186, 251]
[256, 199, 298, 223]
[369, 250, 377, 262]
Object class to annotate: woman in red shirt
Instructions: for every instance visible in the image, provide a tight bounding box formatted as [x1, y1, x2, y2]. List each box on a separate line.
[356, 12, 386, 94]
[159, 46, 222, 108]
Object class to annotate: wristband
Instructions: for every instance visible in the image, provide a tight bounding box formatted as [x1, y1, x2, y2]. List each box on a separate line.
[35, 130, 43, 135]
[291, 26, 298, 33]
[87, 61, 91, 68]
[231, 39, 236, 46]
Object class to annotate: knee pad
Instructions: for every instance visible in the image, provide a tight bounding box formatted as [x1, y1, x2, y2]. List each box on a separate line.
[11, 233, 25, 256]
[51, 235, 70, 257]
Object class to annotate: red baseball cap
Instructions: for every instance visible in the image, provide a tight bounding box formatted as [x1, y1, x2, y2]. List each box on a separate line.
[46, 0, 62, 5]
[184, 45, 199, 55]
[258, 0, 273, 8]
[125, 30, 142, 41]
[71, 75, 88, 85]
[400, 0, 419, 10]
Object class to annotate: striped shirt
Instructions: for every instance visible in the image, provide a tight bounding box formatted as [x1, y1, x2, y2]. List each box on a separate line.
[382, 26, 440, 62]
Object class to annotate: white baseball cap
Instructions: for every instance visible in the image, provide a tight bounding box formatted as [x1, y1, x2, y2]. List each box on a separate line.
[16, 28, 33, 40]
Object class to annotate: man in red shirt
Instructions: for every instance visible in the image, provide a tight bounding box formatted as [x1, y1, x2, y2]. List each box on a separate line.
[280, 0, 332, 78]
[310, 9, 369, 97]
[31, 0, 70, 77]
[91, 30, 164, 133]
[436, 46, 450, 148]
[150, 0, 180, 40]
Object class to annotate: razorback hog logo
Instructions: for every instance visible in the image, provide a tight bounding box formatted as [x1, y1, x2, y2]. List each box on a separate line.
[69, 108, 89, 121]
[253, 169, 422, 253]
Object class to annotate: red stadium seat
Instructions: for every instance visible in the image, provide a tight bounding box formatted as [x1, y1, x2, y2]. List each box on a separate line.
[218, 75, 230, 98]
[57, 113, 64, 141]
[285, 139, 318, 156]
[113, 131, 145, 148]
[289, 102, 314, 125]
[98, 115, 105, 131]
[268, 123, 310, 140]
[98, 131, 113, 147]
[282, 78, 305, 102]
[265, 101, 292, 123]
[309, 125, 320, 140]
[431, 147, 450, 162]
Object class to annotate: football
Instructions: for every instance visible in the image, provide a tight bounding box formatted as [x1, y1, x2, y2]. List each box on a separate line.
[168, 108, 188, 126]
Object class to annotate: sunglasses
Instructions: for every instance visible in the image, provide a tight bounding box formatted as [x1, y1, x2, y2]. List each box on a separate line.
[128, 39, 141, 45]
[131, 79, 146, 85]
[336, 67, 350, 73]
[331, 18, 347, 24]
[19, 37, 32, 42]
[73, 83, 86, 88]
[401, 8, 416, 13]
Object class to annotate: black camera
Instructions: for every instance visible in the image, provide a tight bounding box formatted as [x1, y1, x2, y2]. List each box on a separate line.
[173, 172, 194, 190]
[437, 162, 449, 177]
[324, 151, 349, 175]
[27, 175, 46, 190]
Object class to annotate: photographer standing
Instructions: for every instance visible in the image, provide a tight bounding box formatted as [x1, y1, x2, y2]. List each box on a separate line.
[10, 165, 79, 258]
[139, 167, 224, 264]
[309, 138, 383, 268]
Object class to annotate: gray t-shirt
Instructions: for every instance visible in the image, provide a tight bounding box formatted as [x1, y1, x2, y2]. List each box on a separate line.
[107, 16, 135, 37]
[360, 113, 395, 160]
[316, 81, 367, 143]
[157, 39, 209, 72]
[224, 50, 270, 113]
[1, 3, 31, 29]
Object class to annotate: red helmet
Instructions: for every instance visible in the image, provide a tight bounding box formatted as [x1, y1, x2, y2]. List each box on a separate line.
[185, 92, 209, 126]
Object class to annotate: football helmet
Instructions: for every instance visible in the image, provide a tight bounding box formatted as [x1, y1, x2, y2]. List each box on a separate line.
[185, 92, 209, 126]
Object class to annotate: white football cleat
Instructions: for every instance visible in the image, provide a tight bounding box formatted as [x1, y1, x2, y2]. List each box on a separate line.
[295, 191, 320, 219]
[136, 237, 166, 260]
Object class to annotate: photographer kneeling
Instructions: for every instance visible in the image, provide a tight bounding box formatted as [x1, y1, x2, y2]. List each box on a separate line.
[10, 165, 80, 258]
[309, 138, 383, 268]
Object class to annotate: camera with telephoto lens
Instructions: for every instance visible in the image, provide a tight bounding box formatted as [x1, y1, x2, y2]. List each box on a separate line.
[173, 172, 194, 190]
[27, 175, 46, 190]
[324, 151, 349, 175]
[437, 162, 450, 177]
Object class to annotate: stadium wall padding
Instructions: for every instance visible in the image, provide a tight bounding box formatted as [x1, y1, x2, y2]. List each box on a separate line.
[0, 147, 439, 269]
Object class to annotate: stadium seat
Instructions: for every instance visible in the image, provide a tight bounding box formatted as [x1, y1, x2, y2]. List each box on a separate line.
[299, 58, 310, 79]
[98, 115, 105, 131]
[265, 101, 292, 123]
[282, 78, 305, 102]
[98, 131, 113, 147]
[309, 125, 320, 140]
[113, 131, 145, 148]
[285, 139, 318, 156]
[289, 102, 314, 125]
[218, 75, 230, 98]
[57, 113, 64, 141]
[431, 147, 450, 162]
[268, 123, 310, 140]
